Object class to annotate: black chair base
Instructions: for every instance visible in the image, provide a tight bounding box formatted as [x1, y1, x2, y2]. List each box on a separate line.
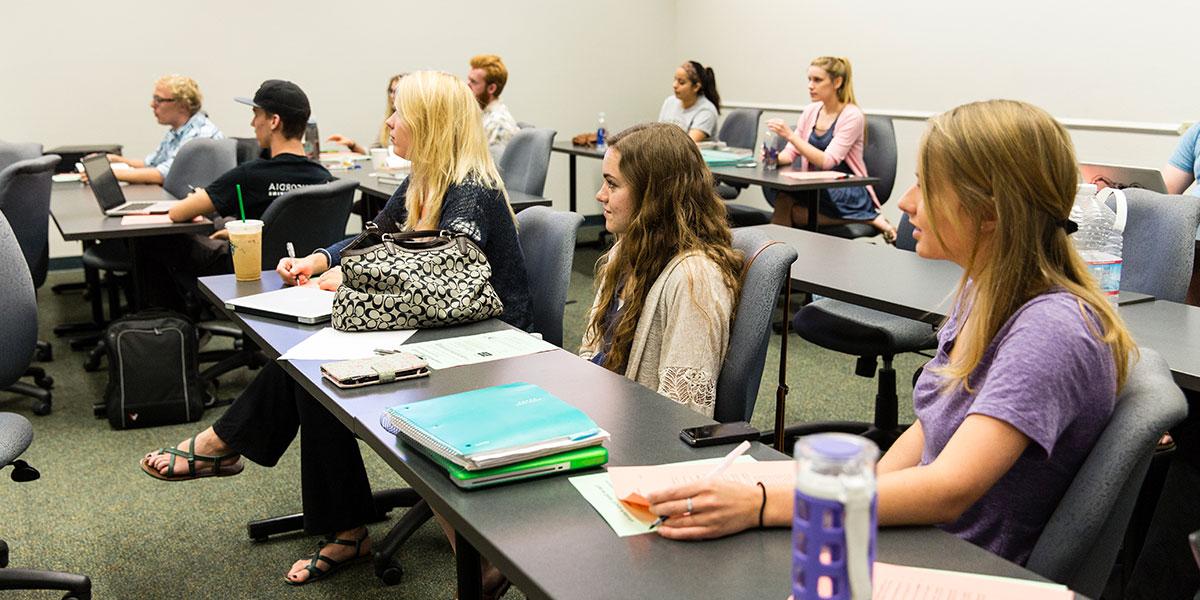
[34, 341, 52, 362]
[0, 538, 91, 600]
[247, 487, 431, 586]
[6, 370, 53, 416]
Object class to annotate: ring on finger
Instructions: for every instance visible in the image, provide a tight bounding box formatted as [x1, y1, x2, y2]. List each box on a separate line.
[686, 497, 694, 513]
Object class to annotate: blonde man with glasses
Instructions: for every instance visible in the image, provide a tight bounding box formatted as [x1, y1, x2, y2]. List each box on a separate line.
[104, 74, 224, 184]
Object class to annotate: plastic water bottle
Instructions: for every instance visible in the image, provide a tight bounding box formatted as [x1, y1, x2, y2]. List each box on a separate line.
[1069, 183, 1127, 300]
[793, 433, 878, 600]
[303, 120, 320, 160]
[596, 112, 607, 149]
[762, 130, 780, 171]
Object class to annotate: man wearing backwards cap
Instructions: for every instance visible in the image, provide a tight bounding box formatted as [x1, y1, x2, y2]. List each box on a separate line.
[139, 80, 332, 312]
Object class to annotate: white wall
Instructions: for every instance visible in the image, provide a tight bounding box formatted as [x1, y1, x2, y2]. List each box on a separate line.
[1, 0, 677, 258]
[676, 0, 1198, 218]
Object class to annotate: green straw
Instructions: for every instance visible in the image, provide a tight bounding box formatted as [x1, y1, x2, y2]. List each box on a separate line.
[236, 184, 246, 222]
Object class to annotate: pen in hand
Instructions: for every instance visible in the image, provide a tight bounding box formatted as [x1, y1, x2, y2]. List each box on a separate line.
[649, 440, 752, 530]
[286, 241, 306, 286]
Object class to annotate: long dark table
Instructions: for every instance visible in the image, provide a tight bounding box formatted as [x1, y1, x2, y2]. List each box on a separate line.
[334, 167, 552, 220]
[751, 224, 1197, 394]
[197, 271, 1078, 600]
[50, 180, 213, 311]
[549, 141, 605, 213]
[708, 165, 879, 232]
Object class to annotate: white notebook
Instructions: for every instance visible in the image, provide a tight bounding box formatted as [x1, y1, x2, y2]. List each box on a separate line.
[224, 285, 335, 324]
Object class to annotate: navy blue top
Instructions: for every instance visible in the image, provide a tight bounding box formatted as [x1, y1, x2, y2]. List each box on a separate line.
[808, 112, 876, 220]
[321, 179, 533, 330]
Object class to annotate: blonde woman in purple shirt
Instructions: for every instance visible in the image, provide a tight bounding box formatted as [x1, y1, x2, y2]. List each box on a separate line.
[645, 99, 1137, 565]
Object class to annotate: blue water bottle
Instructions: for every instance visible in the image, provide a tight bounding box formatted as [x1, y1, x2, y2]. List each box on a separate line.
[596, 112, 607, 150]
[792, 433, 879, 600]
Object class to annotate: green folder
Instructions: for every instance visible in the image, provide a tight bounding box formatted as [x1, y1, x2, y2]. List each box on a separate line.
[426, 445, 610, 489]
[700, 149, 755, 167]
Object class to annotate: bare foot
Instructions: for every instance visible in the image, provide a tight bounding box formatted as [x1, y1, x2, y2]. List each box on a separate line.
[286, 527, 370, 585]
[143, 427, 238, 477]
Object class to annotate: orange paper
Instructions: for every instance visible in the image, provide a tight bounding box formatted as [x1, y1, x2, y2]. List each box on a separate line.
[608, 460, 793, 507]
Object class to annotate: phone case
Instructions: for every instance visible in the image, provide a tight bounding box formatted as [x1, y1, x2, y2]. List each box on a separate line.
[320, 352, 430, 389]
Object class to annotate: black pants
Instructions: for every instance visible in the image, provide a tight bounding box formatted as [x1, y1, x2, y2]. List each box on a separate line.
[212, 362, 376, 535]
[1125, 389, 1200, 600]
[137, 233, 232, 314]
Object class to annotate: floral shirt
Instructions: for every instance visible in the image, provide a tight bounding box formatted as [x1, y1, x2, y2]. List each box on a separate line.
[144, 112, 224, 177]
[482, 100, 520, 162]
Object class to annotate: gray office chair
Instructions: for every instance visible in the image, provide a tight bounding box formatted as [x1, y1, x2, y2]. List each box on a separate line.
[498, 128, 556, 196]
[162, 138, 237, 199]
[0, 211, 91, 598]
[233, 137, 262, 165]
[717, 109, 773, 226]
[0, 142, 42, 172]
[1109, 189, 1200, 303]
[1026, 348, 1186, 599]
[822, 115, 898, 240]
[199, 179, 358, 384]
[0, 155, 59, 415]
[516, 121, 535, 130]
[714, 228, 798, 422]
[515, 206, 584, 347]
[788, 214, 936, 449]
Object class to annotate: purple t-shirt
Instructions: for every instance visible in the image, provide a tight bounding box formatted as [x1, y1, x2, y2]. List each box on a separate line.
[913, 290, 1117, 565]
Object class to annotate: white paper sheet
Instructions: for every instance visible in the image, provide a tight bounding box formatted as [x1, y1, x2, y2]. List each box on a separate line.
[278, 327, 417, 361]
[400, 329, 557, 370]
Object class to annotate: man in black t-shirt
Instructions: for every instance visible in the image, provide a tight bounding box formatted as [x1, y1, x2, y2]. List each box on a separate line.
[142, 79, 332, 312]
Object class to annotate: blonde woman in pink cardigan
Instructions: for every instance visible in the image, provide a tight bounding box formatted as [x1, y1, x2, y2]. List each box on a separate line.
[766, 56, 897, 241]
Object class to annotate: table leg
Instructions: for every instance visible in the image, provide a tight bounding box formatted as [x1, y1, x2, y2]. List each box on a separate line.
[805, 190, 819, 232]
[126, 238, 146, 312]
[568, 155, 578, 213]
[774, 281, 792, 452]
[455, 530, 483, 600]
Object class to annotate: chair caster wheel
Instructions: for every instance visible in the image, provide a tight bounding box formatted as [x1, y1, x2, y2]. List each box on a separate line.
[32, 399, 52, 416]
[36, 375, 54, 390]
[35, 345, 53, 362]
[83, 357, 103, 372]
[376, 559, 404, 586]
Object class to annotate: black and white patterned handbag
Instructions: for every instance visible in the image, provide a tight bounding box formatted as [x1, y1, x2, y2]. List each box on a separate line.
[331, 224, 504, 331]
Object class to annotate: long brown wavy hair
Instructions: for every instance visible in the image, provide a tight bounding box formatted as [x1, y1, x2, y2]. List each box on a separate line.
[920, 99, 1136, 391]
[586, 122, 743, 372]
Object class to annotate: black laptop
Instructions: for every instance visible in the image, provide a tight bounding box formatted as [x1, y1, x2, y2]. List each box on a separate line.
[82, 154, 179, 216]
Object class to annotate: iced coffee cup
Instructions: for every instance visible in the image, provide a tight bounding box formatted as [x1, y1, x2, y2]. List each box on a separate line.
[226, 219, 264, 281]
[370, 147, 389, 170]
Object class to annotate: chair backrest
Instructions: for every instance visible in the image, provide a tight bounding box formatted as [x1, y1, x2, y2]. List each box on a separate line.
[1107, 188, 1200, 303]
[714, 228, 799, 422]
[1026, 347, 1187, 598]
[163, 138, 237, 199]
[895, 212, 917, 252]
[260, 179, 358, 268]
[0, 155, 58, 289]
[863, 115, 897, 205]
[0, 141, 42, 172]
[0, 211, 37, 388]
[514, 206, 583, 347]
[717, 109, 763, 149]
[516, 121, 536, 130]
[498, 128, 556, 196]
[233, 137, 262, 165]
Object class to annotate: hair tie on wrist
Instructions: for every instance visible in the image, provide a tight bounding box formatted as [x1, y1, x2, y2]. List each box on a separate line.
[756, 481, 767, 529]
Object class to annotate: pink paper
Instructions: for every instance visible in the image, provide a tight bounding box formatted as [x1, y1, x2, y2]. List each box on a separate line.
[872, 562, 1073, 599]
[779, 171, 849, 182]
[119, 215, 204, 225]
[608, 460, 793, 507]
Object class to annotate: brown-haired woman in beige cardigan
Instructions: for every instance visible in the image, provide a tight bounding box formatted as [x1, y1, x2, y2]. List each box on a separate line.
[580, 122, 743, 416]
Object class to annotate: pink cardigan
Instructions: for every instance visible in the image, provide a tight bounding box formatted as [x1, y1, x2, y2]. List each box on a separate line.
[778, 102, 879, 207]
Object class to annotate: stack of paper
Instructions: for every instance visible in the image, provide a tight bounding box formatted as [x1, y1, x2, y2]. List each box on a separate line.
[872, 562, 1073, 599]
[700, 149, 756, 167]
[780, 170, 849, 181]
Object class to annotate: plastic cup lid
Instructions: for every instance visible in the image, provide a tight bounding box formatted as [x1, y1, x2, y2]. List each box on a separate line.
[226, 219, 264, 233]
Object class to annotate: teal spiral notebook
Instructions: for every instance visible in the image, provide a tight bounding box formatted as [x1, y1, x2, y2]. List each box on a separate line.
[380, 382, 609, 471]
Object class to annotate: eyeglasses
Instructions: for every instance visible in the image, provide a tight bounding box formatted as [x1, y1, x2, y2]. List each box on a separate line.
[151, 96, 177, 105]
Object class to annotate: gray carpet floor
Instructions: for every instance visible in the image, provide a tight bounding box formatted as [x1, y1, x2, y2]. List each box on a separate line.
[1, 229, 925, 599]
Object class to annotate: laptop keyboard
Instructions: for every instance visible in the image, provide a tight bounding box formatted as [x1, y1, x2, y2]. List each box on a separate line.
[122, 203, 156, 212]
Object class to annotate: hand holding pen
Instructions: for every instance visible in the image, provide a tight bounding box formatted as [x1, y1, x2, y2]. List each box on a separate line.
[648, 440, 752, 530]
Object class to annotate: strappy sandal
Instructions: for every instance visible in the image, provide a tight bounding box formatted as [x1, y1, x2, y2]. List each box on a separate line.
[285, 532, 370, 586]
[139, 436, 244, 482]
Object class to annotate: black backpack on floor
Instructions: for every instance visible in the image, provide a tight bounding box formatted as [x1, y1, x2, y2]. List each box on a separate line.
[100, 310, 208, 429]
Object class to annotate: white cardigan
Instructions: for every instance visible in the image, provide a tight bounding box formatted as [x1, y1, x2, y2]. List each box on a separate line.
[580, 251, 735, 417]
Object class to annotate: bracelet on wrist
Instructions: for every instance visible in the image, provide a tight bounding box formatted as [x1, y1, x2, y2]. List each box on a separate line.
[756, 481, 767, 529]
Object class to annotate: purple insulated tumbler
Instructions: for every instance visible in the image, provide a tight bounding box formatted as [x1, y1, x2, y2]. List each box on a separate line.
[792, 434, 879, 600]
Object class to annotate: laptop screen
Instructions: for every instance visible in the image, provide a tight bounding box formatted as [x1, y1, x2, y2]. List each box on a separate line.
[82, 154, 126, 210]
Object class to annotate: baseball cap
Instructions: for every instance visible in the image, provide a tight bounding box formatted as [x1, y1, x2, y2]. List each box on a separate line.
[234, 79, 311, 124]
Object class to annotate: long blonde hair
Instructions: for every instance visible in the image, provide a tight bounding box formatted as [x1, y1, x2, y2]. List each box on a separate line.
[810, 56, 857, 106]
[393, 71, 510, 230]
[585, 123, 743, 372]
[919, 99, 1136, 391]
